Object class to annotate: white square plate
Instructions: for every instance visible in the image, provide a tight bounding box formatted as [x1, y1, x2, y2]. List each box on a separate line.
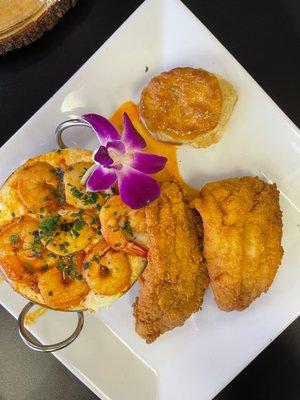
[0, 0, 299, 399]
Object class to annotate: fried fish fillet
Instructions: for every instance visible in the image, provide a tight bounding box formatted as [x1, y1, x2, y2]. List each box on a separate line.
[134, 181, 209, 343]
[191, 176, 283, 311]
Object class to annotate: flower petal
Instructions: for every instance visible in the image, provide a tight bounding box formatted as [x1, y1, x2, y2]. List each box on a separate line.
[86, 165, 117, 192]
[82, 114, 120, 144]
[106, 140, 125, 155]
[94, 146, 113, 167]
[122, 113, 146, 150]
[130, 152, 167, 174]
[117, 166, 160, 209]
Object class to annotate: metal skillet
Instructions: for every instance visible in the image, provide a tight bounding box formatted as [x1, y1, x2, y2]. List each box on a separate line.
[17, 119, 144, 352]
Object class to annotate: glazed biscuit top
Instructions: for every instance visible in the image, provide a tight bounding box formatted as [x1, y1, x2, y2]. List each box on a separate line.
[140, 67, 223, 141]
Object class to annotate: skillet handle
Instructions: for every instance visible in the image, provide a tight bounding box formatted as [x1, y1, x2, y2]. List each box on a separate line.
[55, 119, 90, 149]
[18, 302, 84, 353]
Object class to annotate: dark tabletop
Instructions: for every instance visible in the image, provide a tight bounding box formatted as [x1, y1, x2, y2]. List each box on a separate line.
[0, 1, 299, 399]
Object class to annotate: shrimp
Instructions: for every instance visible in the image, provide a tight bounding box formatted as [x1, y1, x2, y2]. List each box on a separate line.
[38, 252, 89, 309]
[64, 162, 105, 210]
[0, 216, 50, 290]
[17, 162, 61, 211]
[39, 208, 99, 256]
[100, 195, 149, 256]
[83, 241, 131, 296]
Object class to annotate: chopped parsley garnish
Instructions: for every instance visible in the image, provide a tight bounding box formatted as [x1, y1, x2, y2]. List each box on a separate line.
[123, 221, 133, 237]
[73, 220, 86, 231]
[47, 253, 57, 259]
[30, 231, 44, 257]
[11, 212, 15, 218]
[44, 238, 53, 246]
[76, 274, 83, 281]
[53, 183, 65, 205]
[92, 255, 100, 263]
[59, 243, 68, 253]
[82, 192, 98, 205]
[91, 216, 98, 225]
[57, 258, 76, 280]
[48, 291, 53, 296]
[61, 222, 71, 232]
[39, 216, 59, 238]
[23, 262, 33, 273]
[56, 149, 62, 154]
[70, 186, 83, 199]
[55, 167, 64, 180]
[10, 234, 19, 244]
[70, 229, 79, 239]
[70, 185, 99, 205]
[70, 219, 86, 239]
[82, 262, 90, 270]
[94, 204, 102, 211]
[71, 209, 84, 219]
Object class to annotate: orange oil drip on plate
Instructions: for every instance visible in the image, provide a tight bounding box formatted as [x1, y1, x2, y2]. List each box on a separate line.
[110, 101, 198, 198]
[24, 306, 47, 326]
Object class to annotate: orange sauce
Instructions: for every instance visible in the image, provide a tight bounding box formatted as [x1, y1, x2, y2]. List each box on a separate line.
[110, 101, 181, 182]
[24, 306, 47, 326]
[110, 101, 197, 198]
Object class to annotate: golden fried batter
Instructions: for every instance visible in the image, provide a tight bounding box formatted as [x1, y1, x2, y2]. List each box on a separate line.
[134, 181, 209, 343]
[139, 67, 237, 148]
[191, 176, 283, 311]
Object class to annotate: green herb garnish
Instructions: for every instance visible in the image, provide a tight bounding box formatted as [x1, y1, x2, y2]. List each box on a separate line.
[70, 186, 83, 199]
[73, 220, 86, 231]
[57, 258, 76, 280]
[10, 234, 19, 244]
[53, 183, 65, 205]
[82, 192, 98, 205]
[23, 262, 33, 273]
[82, 262, 90, 270]
[71, 209, 84, 219]
[31, 230, 44, 257]
[47, 253, 57, 259]
[39, 216, 59, 238]
[55, 167, 64, 180]
[61, 222, 71, 232]
[123, 221, 133, 237]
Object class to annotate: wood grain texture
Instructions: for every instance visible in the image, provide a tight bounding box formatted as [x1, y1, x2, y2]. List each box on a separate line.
[0, 0, 78, 55]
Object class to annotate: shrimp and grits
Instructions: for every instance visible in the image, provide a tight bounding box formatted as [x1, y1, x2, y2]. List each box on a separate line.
[0, 148, 146, 311]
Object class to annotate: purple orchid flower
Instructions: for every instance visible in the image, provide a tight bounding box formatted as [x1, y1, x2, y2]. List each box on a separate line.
[81, 113, 167, 209]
